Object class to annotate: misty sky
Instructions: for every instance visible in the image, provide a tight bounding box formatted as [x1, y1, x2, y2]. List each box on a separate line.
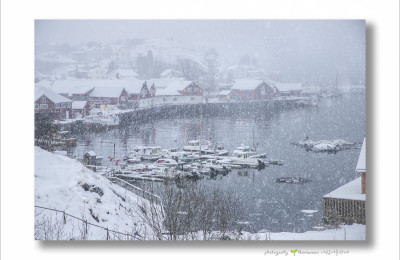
[35, 20, 365, 84]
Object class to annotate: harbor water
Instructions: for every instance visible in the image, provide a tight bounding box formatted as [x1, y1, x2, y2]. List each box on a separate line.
[70, 93, 365, 233]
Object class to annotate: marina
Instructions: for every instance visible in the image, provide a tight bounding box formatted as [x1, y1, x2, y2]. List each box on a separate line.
[62, 93, 365, 233]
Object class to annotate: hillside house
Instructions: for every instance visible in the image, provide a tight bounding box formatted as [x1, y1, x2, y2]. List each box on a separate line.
[35, 86, 73, 119]
[123, 80, 152, 108]
[230, 79, 278, 101]
[107, 68, 138, 79]
[323, 138, 366, 224]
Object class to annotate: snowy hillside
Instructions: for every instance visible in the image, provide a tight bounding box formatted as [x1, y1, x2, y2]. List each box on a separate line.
[34, 147, 162, 240]
[130, 38, 206, 67]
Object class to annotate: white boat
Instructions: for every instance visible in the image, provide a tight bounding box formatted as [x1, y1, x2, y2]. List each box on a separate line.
[231, 152, 264, 168]
[123, 151, 141, 163]
[156, 158, 178, 167]
[232, 144, 257, 157]
[201, 159, 227, 171]
[132, 146, 163, 161]
[183, 140, 209, 152]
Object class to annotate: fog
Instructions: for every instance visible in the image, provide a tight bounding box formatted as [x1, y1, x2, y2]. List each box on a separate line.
[35, 20, 365, 85]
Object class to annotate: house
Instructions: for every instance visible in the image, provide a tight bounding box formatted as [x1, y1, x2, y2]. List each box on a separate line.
[142, 79, 203, 107]
[50, 79, 94, 101]
[89, 86, 128, 108]
[72, 101, 90, 118]
[125, 80, 151, 99]
[269, 81, 303, 96]
[35, 86, 73, 119]
[323, 138, 366, 224]
[217, 90, 232, 102]
[159, 69, 181, 78]
[107, 68, 138, 79]
[230, 79, 278, 101]
[356, 138, 366, 194]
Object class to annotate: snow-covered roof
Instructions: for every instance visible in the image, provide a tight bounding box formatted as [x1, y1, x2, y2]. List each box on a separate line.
[123, 79, 147, 94]
[160, 69, 178, 77]
[218, 90, 231, 96]
[269, 80, 303, 92]
[149, 78, 194, 96]
[85, 151, 96, 156]
[323, 177, 365, 201]
[231, 79, 264, 91]
[51, 80, 94, 95]
[356, 138, 366, 173]
[72, 101, 88, 110]
[89, 86, 126, 98]
[35, 86, 72, 104]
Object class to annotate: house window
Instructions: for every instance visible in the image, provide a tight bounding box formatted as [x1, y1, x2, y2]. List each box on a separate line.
[55, 103, 60, 108]
[261, 88, 266, 95]
[173, 98, 177, 101]
[40, 104, 48, 109]
[61, 103, 66, 108]
[41, 96, 47, 103]
[67, 103, 71, 108]
[163, 98, 167, 102]
[191, 97, 195, 101]
[35, 104, 39, 109]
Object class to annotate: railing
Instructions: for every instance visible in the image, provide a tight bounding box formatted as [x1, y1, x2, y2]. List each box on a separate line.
[107, 176, 165, 216]
[35, 205, 143, 240]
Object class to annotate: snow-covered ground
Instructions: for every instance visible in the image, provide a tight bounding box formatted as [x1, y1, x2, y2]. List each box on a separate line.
[292, 138, 361, 153]
[35, 146, 365, 240]
[34, 146, 162, 240]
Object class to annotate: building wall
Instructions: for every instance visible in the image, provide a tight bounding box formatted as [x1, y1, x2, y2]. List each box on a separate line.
[323, 197, 366, 224]
[89, 90, 128, 107]
[137, 96, 203, 109]
[182, 84, 203, 96]
[35, 95, 72, 119]
[231, 83, 277, 100]
[361, 172, 366, 194]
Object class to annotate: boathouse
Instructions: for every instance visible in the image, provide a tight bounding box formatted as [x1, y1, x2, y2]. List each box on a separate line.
[270, 81, 303, 96]
[35, 86, 73, 119]
[143, 79, 203, 107]
[124, 79, 152, 108]
[230, 79, 278, 101]
[323, 138, 366, 224]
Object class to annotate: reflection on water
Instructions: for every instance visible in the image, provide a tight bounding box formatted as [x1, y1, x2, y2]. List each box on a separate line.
[71, 93, 365, 233]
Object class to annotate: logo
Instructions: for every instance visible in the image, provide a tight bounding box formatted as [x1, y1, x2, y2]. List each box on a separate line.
[290, 249, 298, 256]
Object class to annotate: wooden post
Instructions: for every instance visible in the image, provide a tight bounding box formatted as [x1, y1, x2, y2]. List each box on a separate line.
[85, 220, 88, 234]
[106, 228, 109, 240]
[63, 211, 66, 224]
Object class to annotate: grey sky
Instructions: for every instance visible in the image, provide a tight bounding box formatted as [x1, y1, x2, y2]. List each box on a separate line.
[35, 20, 365, 84]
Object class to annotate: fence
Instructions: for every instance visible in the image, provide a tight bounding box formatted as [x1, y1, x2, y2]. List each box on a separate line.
[35, 205, 143, 240]
[107, 176, 165, 216]
[323, 198, 366, 224]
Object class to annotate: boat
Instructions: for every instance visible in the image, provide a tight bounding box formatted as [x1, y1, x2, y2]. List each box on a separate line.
[156, 158, 178, 167]
[183, 140, 209, 152]
[201, 144, 229, 156]
[123, 151, 141, 163]
[132, 146, 163, 161]
[231, 144, 256, 157]
[231, 152, 265, 168]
